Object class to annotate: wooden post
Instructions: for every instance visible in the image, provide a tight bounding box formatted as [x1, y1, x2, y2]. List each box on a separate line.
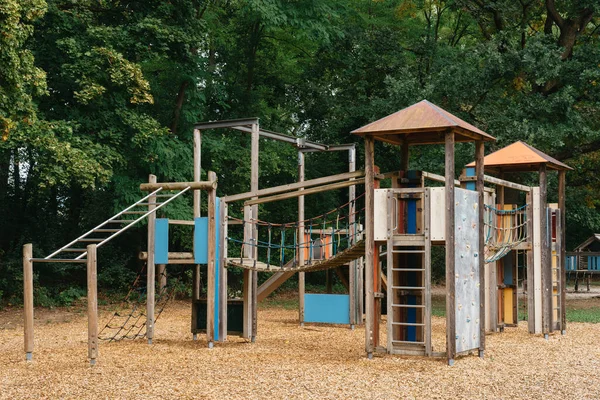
[192, 129, 201, 340]
[250, 123, 260, 342]
[400, 137, 409, 171]
[146, 174, 157, 344]
[348, 146, 357, 328]
[207, 173, 217, 347]
[475, 140, 485, 358]
[23, 244, 34, 361]
[242, 206, 253, 338]
[539, 164, 551, 337]
[298, 151, 305, 326]
[558, 170, 566, 333]
[526, 190, 535, 333]
[445, 131, 456, 365]
[87, 244, 98, 365]
[364, 135, 375, 358]
[219, 199, 228, 342]
[157, 264, 166, 292]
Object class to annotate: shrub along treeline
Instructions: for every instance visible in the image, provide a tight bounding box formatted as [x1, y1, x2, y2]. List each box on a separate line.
[1, 0, 599, 305]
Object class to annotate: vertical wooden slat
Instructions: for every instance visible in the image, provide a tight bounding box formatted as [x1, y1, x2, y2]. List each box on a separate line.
[348, 147, 357, 327]
[192, 129, 202, 340]
[250, 123, 259, 341]
[298, 151, 305, 326]
[424, 189, 432, 356]
[539, 164, 551, 336]
[475, 140, 485, 357]
[526, 191, 535, 333]
[219, 199, 228, 342]
[242, 206, 253, 338]
[87, 244, 98, 365]
[206, 173, 217, 347]
[386, 192, 393, 352]
[157, 264, 166, 292]
[558, 170, 566, 333]
[23, 244, 34, 361]
[146, 174, 157, 344]
[364, 135, 375, 358]
[445, 131, 456, 365]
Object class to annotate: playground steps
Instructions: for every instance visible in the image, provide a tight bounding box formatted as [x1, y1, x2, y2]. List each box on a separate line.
[226, 240, 365, 273]
[42, 186, 191, 261]
[386, 235, 432, 356]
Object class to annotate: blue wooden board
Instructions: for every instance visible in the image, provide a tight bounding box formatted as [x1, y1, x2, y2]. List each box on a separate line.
[155, 219, 169, 264]
[194, 217, 208, 264]
[304, 294, 350, 324]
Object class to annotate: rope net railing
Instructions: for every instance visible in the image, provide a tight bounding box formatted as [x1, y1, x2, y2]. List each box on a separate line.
[98, 265, 178, 342]
[484, 204, 529, 263]
[226, 193, 365, 270]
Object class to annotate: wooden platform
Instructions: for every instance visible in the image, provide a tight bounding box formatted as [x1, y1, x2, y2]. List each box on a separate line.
[226, 240, 365, 273]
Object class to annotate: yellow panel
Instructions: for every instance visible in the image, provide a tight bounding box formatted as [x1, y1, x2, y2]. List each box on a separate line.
[503, 288, 513, 323]
[553, 288, 559, 321]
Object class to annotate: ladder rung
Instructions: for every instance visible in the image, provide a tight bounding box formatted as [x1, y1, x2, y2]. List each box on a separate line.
[136, 202, 161, 206]
[391, 268, 425, 272]
[122, 211, 147, 214]
[391, 340, 425, 345]
[392, 286, 425, 290]
[78, 238, 103, 242]
[31, 258, 87, 263]
[63, 248, 87, 252]
[154, 194, 174, 198]
[391, 304, 425, 308]
[94, 229, 120, 232]
[391, 322, 425, 327]
[110, 220, 134, 223]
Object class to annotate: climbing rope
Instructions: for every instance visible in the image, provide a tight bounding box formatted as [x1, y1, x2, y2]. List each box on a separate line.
[484, 204, 529, 263]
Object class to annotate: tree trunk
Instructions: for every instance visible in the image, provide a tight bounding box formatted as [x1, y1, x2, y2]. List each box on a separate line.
[170, 80, 189, 135]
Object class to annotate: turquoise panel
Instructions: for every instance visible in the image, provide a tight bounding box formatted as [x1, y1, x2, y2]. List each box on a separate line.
[194, 217, 208, 264]
[155, 219, 169, 264]
[304, 294, 350, 324]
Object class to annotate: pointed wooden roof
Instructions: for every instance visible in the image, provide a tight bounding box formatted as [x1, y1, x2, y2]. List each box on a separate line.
[351, 100, 495, 145]
[466, 141, 572, 172]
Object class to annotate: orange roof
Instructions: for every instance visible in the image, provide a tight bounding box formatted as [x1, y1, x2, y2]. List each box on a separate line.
[466, 141, 572, 171]
[351, 100, 495, 145]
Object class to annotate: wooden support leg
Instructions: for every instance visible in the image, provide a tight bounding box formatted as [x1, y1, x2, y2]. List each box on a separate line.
[146, 174, 157, 344]
[157, 264, 166, 292]
[445, 131, 456, 366]
[87, 244, 98, 365]
[23, 244, 34, 361]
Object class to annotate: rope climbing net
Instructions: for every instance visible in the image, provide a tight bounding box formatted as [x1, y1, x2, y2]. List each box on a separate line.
[227, 193, 365, 270]
[99, 265, 178, 342]
[484, 204, 529, 263]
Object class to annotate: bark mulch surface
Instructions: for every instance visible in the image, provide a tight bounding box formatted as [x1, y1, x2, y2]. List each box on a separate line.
[1, 300, 599, 399]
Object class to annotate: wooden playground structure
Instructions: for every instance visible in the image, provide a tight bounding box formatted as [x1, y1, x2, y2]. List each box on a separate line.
[22, 100, 570, 366]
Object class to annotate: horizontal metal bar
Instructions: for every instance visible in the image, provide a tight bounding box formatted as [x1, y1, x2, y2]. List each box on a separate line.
[391, 286, 425, 290]
[78, 238, 103, 242]
[391, 304, 425, 308]
[300, 143, 356, 153]
[194, 118, 259, 130]
[94, 229, 120, 232]
[122, 211, 147, 215]
[63, 248, 87, 252]
[31, 258, 87, 263]
[391, 322, 425, 327]
[391, 268, 425, 272]
[232, 126, 328, 150]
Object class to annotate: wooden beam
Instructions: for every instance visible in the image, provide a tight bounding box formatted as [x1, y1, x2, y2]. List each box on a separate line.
[219, 199, 228, 342]
[445, 131, 456, 365]
[364, 135, 375, 358]
[140, 251, 193, 260]
[250, 122, 259, 342]
[526, 190, 535, 333]
[192, 130, 201, 340]
[539, 164, 551, 336]
[23, 244, 33, 361]
[87, 244, 98, 365]
[206, 174, 217, 347]
[221, 170, 364, 203]
[140, 180, 216, 191]
[348, 146, 357, 327]
[558, 170, 566, 333]
[257, 271, 296, 302]
[244, 178, 365, 206]
[146, 174, 156, 344]
[298, 151, 305, 326]
[476, 140, 485, 358]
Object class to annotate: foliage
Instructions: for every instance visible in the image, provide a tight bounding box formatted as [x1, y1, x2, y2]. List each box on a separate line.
[1, 0, 600, 302]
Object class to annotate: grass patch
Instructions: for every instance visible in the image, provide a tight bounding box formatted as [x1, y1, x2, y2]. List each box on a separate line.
[566, 307, 600, 323]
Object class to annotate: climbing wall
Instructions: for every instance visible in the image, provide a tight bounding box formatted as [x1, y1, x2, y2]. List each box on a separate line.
[454, 188, 481, 354]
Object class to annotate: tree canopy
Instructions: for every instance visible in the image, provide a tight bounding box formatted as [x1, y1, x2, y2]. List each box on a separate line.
[1, 0, 599, 303]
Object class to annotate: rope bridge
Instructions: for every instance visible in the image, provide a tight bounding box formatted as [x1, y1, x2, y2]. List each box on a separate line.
[484, 204, 529, 263]
[226, 194, 365, 273]
[99, 265, 178, 342]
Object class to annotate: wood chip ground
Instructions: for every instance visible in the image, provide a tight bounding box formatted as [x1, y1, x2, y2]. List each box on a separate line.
[1, 300, 599, 399]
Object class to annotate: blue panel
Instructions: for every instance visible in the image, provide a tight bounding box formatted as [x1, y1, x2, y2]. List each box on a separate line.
[155, 219, 169, 264]
[304, 294, 350, 324]
[504, 254, 514, 285]
[194, 217, 208, 264]
[465, 167, 476, 191]
[214, 198, 220, 341]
